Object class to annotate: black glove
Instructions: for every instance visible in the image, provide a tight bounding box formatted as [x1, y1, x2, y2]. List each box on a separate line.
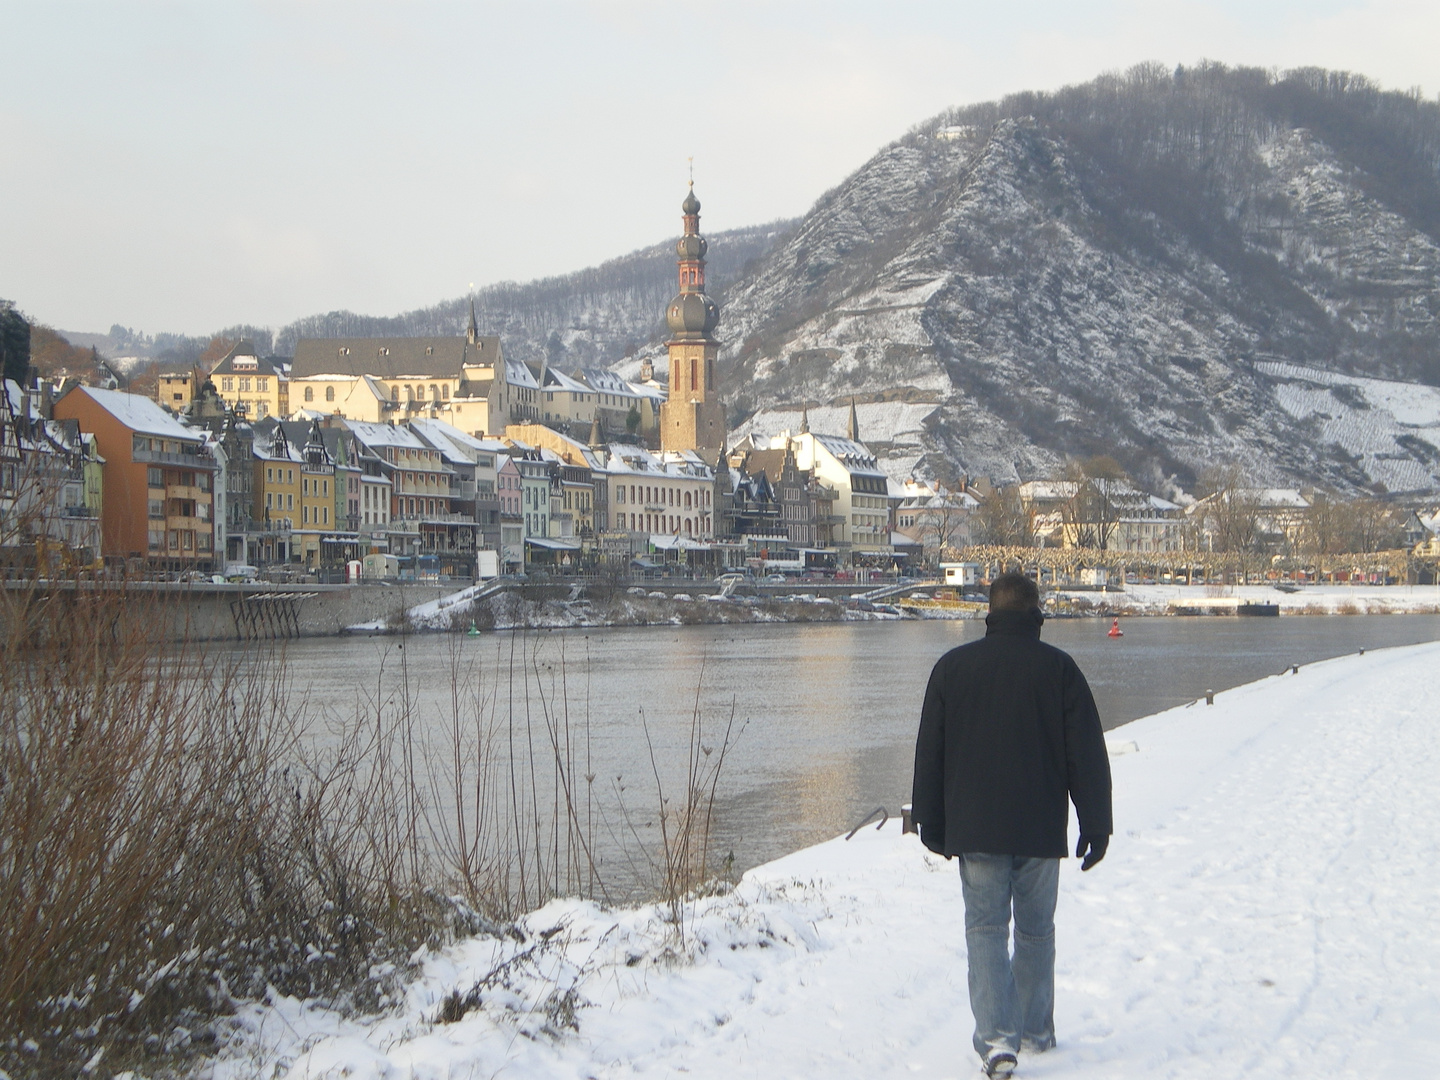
[1076, 833, 1108, 871]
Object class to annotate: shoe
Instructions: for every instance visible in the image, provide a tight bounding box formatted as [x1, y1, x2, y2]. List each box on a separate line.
[984, 1050, 1018, 1078]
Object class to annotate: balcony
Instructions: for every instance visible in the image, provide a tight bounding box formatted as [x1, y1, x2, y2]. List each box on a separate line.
[165, 515, 211, 532]
[165, 484, 211, 502]
[132, 447, 213, 466]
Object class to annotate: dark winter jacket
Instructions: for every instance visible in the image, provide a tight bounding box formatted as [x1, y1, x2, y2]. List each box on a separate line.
[911, 607, 1112, 859]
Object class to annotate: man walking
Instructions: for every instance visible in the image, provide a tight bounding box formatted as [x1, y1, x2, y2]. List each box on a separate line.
[911, 572, 1112, 1077]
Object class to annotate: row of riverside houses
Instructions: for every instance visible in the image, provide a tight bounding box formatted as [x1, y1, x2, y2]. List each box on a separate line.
[14, 360, 1438, 581]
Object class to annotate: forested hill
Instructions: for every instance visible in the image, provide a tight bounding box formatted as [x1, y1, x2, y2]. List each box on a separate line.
[272, 219, 794, 366]
[710, 63, 1440, 495]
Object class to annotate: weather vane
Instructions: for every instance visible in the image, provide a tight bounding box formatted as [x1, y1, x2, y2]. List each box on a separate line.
[688, 156, 694, 187]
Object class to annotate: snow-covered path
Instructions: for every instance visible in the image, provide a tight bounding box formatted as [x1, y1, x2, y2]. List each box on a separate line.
[214, 642, 1440, 1079]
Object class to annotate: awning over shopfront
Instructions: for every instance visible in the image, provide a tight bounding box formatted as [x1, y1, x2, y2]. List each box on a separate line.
[649, 534, 710, 551]
[524, 537, 581, 551]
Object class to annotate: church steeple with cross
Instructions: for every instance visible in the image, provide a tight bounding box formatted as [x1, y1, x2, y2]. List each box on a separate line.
[660, 176, 726, 461]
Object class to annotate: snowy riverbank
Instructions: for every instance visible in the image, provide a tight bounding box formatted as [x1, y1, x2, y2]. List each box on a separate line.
[1056, 580, 1440, 617]
[349, 580, 1440, 634]
[202, 640, 1440, 1078]
[348, 583, 900, 633]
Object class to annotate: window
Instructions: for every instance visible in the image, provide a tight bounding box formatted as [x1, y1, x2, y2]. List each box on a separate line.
[304, 386, 314, 402]
[222, 377, 233, 391]
[326, 386, 335, 402]
[323, 479, 329, 496]
[323, 506, 328, 525]
[267, 467, 273, 482]
[257, 378, 267, 392]
[442, 384, 450, 399]
[287, 469, 293, 484]
[239, 378, 251, 392]
[286, 494, 293, 511]
[148, 467, 164, 488]
[303, 478, 309, 496]
[148, 499, 164, 519]
[391, 386, 400, 402]
[302, 505, 309, 525]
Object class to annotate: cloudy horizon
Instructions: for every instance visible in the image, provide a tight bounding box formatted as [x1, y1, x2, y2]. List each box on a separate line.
[2, 0, 1436, 338]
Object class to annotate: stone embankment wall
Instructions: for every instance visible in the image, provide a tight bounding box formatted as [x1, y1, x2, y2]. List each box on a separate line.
[2, 580, 452, 642]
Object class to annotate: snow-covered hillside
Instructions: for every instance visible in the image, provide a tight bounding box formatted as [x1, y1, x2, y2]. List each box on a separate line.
[1258, 361, 1440, 492]
[708, 65, 1440, 494]
[205, 640, 1440, 1078]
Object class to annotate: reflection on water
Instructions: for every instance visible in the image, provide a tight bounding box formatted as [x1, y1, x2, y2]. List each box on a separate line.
[246, 613, 1440, 878]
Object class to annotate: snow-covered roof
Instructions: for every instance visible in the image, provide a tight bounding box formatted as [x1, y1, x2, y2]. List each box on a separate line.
[506, 359, 539, 390]
[1252, 488, 1310, 508]
[811, 433, 886, 477]
[68, 386, 204, 442]
[627, 381, 666, 402]
[343, 420, 430, 451]
[1017, 480, 1077, 500]
[543, 368, 591, 394]
[579, 367, 640, 397]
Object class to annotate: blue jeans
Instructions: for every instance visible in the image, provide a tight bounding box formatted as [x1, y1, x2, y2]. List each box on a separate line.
[958, 853, 1059, 1061]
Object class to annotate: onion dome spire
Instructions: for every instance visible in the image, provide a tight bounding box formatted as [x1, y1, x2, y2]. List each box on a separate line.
[666, 181, 719, 339]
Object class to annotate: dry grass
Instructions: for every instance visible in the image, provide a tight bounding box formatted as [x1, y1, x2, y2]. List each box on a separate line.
[0, 573, 737, 1076]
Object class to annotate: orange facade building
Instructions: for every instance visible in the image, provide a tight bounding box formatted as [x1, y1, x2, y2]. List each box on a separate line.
[54, 386, 218, 569]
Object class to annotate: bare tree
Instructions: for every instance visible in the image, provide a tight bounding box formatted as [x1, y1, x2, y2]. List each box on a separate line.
[1301, 490, 1348, 555]
[1196, 464, 1265, 582]
[916, 489, 974, 561]
[1343, 498, 1404, 553]
[1057, 456, 1130, 551]
[973, 485, 1033, 547]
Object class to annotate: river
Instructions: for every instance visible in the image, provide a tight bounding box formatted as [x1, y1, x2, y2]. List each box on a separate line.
[250, 613, 1440, 890]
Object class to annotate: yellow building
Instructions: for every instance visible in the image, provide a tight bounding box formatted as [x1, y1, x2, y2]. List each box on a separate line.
[156, 371, 195, 412]
[211, 340, 289, 420]
[287, 313, 514, 436]
[253, 423, 300, 563]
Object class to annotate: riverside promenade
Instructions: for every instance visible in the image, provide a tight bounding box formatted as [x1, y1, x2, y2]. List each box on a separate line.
[207, 640, 1440, 1079]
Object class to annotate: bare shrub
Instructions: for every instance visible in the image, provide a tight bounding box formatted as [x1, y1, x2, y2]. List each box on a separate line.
[0, 582, 454, 1075]
[0, 580, 738, 1074]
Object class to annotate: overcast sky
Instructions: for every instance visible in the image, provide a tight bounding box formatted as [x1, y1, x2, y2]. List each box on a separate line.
[2, 1, 1436, 337]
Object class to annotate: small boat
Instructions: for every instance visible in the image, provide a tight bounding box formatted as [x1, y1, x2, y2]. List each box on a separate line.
[1107, 618, 1124, 638]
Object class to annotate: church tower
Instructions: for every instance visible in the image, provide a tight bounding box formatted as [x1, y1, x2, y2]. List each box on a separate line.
[659, 184, 726, 460]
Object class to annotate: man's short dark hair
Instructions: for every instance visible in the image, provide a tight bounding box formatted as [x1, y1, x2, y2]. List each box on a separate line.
[989, 572, 1040, 612]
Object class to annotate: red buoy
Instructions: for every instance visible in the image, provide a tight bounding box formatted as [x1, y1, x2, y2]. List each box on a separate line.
[1108, 618, 1123, 638]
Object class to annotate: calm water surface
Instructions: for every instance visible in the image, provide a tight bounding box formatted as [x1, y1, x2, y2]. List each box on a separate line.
[263, 613, 1440, 876]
